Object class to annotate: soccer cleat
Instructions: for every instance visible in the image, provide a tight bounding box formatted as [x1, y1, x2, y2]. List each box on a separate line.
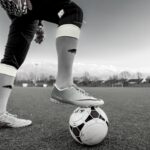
[0, 112, 32, 128]
[50, 84, 104, 107]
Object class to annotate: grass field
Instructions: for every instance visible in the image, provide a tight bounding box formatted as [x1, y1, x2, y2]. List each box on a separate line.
[0, 87, 150, 150]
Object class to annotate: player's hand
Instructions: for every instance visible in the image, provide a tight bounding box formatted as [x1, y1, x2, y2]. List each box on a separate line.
[34, 25, 45, 44]
[0, 0, 32, 16]
[11, 0, 32, 14]
[34, 20, 45, 44]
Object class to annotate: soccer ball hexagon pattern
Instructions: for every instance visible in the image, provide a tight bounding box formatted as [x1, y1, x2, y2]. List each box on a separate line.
[69, 107, 109, 146]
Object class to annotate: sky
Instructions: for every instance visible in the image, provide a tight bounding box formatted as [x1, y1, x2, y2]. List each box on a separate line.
[0, 0, 150, 73]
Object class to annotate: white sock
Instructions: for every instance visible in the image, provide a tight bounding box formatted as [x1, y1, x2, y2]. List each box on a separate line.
[0, 64, 17, 114]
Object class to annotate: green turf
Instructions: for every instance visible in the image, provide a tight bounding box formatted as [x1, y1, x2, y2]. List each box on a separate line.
[0, 87, 150, 150]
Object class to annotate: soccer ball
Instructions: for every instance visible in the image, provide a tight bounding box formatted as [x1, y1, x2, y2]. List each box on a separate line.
[69, 107, 109, 146]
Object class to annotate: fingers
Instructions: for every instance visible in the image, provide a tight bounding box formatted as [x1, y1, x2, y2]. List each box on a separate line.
[35, 26, 45, 44]
[0, 0, 32, 16]
[16, 0, 22, 10]
[21, 0, 32, 14]
[26, 0, 32, 10]
[12, 0, 32, 15]
[22, 0, 27, 14]
[10, 0, 18, 5]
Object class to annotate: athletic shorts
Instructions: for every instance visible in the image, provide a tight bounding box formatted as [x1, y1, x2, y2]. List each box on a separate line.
[27, 1, 83, 28]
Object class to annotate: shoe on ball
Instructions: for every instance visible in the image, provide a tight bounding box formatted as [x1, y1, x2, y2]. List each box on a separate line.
[50, 84, 104, 107]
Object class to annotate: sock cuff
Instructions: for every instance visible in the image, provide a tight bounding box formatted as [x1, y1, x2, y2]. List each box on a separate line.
[56, 24, 81, 39]
[0, 64, 17, 77]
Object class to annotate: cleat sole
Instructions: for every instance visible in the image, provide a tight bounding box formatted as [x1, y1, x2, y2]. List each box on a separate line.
[50, 98, 63, 104]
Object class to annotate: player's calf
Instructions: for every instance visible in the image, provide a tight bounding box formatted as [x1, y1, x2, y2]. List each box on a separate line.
[0, 63, 32, 128]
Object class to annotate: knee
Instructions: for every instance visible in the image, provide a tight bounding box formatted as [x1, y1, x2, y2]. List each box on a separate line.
[0, 63, 17, 77]
[1, 33, 31, 69]
[1, 19, 38, 69]
[59, 2, 84, 29]
[75, 5, 84, 28]
[1, 53, 26, 70]
[71, 2, 84, 28]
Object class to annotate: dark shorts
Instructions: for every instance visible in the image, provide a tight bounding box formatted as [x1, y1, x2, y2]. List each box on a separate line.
[31, 1, 83, 28]
[1, 1, 83, 69]
[8, 1, 83, 28]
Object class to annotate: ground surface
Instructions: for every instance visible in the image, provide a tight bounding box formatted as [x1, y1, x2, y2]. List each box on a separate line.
[0, 87, 150, 150]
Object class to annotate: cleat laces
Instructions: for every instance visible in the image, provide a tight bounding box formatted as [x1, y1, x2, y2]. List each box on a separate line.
[72, 84, 90, 96]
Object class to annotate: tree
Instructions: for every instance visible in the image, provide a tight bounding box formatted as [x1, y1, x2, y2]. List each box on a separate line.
[136, 72, 143, 80]
[119, 71, 131, 79]
[81, 72, 91, 86]
[83, 72, 90, 80]
[48, 75, 55, 85]
[110, 75, 118, 81]
[28, 72, 36, 83]
[104, 75, 119, 86]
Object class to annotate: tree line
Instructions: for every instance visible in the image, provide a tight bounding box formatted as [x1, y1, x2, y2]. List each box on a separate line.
[15, 71, 150, 87]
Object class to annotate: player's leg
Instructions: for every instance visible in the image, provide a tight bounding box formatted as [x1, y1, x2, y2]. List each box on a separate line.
[56, 35, 78, 88]
[0, 15, 37, 128]
[50, 2, 104, 107]
[55, 3, 82, 89]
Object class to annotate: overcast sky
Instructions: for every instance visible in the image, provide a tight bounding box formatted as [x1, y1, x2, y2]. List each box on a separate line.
[0, 0, 150, 72]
